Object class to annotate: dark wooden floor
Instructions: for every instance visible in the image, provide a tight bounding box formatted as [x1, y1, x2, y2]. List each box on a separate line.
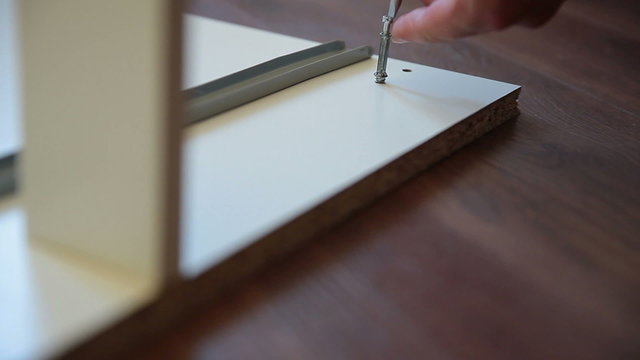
[131, 1, 640, 359]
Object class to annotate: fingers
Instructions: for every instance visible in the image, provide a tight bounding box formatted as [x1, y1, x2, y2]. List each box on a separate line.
[392, 0, 478, 43]
[391, 0, 566, 43]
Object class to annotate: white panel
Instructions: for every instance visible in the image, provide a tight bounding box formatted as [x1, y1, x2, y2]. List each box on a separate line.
[0, 0, 21, 158]
[180, 16, 519, 276]
[21, 0, 173, 282]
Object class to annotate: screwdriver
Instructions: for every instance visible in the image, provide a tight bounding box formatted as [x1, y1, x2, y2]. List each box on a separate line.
[374, 0, 403, 84]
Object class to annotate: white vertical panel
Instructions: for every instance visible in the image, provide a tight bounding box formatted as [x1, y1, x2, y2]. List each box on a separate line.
[21, 0, 179, 285]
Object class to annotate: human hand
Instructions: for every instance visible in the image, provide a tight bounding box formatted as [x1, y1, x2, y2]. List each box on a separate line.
[392, 0, 566, 42]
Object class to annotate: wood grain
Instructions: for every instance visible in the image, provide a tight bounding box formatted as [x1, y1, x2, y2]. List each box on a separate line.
[122, 0, 640, 359]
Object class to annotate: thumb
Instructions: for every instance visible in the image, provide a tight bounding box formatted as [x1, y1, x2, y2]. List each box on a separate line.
[392, 0, 475, 42]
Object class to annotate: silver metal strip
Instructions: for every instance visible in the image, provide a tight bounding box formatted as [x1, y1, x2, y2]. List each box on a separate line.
[186, 41, 373, 124]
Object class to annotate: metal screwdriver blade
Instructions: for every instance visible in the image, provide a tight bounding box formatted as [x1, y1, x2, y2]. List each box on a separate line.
[374, 0, 402, 84]
[374, 16, 392, 83]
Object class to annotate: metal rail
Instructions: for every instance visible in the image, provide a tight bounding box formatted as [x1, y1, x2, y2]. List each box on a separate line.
[186, 41, 372, 124]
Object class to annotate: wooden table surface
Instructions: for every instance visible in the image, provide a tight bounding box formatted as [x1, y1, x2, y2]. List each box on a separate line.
[131, 1, 640, 359]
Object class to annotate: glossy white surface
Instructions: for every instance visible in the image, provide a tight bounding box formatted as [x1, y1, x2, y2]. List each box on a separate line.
[180, 16, 519, 276]
[0, 0, 21, 158]
[0, 197, 151, 360]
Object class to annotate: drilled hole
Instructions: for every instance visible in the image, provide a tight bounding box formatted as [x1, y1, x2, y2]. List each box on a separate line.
[402, 68, 412, 72]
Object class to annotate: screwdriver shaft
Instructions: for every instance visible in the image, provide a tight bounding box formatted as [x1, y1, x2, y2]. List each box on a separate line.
[374, 0, 402, 84]
[374, 15, 393, 84]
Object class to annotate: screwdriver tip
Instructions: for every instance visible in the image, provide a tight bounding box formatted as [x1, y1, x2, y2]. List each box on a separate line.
[374, 71, 387, 84]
